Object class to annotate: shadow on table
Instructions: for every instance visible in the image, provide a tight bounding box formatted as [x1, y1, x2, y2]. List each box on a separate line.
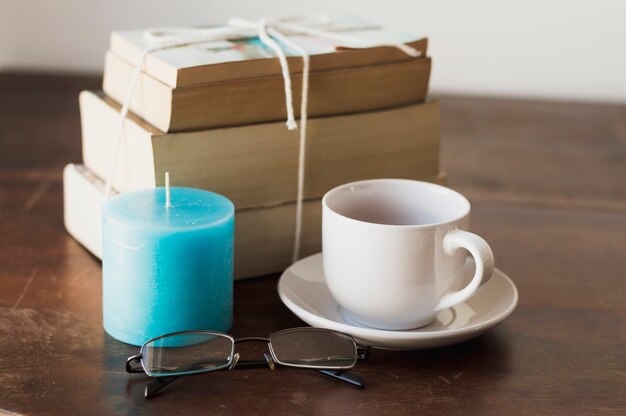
[369, 329, 513, 372]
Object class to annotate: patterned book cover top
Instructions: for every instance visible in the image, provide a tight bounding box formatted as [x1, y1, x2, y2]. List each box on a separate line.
[113, 16, 423, 69]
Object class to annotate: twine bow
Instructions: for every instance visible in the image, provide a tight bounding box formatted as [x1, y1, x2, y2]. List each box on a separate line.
[103, 15, 421, 263]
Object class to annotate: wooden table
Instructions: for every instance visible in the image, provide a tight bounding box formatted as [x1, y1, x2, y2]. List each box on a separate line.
[1, 73, 624, 415]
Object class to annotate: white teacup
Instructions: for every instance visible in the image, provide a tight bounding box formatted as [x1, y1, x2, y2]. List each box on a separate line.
[322, 179, 494, 330]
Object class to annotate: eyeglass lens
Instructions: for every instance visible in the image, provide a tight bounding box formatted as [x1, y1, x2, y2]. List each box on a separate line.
[269, 328, 357, 368]
[142, 332, 233, 377]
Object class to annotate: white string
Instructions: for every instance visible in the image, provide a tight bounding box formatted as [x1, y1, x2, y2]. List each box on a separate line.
[267, 27, 310, 262]
[103, 49, 148, 200]
[257, 19, 298, 130]
[103, 16, 421, 263]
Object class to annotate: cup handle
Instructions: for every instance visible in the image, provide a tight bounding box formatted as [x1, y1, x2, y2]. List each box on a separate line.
[434, 229, 495, 311]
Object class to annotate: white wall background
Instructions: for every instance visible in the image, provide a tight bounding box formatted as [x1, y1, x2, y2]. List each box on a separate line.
[1, 0, 625, 103]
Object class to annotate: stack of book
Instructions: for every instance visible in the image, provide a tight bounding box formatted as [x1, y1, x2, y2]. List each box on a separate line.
[64, 17, 445, 279]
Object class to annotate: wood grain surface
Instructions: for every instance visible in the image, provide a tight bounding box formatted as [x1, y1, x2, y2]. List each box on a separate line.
[0, 73, 624, 415]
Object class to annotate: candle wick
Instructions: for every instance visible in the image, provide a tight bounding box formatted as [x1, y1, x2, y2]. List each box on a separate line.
[165, 172, 172, 208]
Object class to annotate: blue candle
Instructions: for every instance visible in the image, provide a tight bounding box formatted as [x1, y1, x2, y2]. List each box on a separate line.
[102, 185, 234, 346]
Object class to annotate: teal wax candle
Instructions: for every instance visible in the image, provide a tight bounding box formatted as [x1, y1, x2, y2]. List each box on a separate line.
[102, 186, 234, 346]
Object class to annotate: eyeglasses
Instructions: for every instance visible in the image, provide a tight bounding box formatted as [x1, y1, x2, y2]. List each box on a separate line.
[126, 327, 369, 398]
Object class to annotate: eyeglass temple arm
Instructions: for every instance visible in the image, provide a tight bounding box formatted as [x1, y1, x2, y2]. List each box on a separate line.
[318, 369, 364, 388]
[261, 352, 364, 388]
[144, 358, 364, 398]
[144, 375, 176, 398]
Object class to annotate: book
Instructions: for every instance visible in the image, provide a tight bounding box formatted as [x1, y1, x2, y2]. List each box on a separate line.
[110, 16, 428, 87]
[80, 91, 441, 210]
[103, 52, 431, 132]
[63, 163, 447, 279]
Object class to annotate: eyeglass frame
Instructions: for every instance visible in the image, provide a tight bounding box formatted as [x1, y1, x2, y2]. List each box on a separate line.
[126, 327, 370, 398]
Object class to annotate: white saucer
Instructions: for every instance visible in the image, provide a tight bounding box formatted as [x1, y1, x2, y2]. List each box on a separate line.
[278, 253, 518, 350]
